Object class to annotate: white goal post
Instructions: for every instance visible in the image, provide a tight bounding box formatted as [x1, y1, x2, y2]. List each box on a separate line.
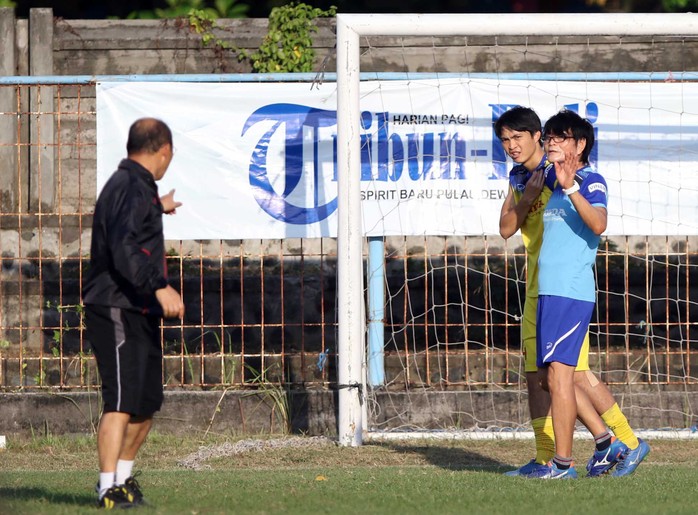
[335, 12, 698, 447]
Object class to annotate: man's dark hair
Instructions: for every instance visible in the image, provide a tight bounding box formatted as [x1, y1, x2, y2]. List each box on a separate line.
[494, 106, 542, 140]
[126, 118, 173, 155]
[543, 109, 595, 165]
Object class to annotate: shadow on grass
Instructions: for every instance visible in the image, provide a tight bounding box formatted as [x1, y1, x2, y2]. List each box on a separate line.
[373, 442, 510, 472]
[0, 487, 95, 507]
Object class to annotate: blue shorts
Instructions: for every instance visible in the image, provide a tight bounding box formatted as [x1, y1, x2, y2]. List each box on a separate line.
[536, 295, 594, 368]
[522, 295, 591, 373]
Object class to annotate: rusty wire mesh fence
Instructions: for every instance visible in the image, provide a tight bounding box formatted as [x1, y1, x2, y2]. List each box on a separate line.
[1, 81, 697, 397]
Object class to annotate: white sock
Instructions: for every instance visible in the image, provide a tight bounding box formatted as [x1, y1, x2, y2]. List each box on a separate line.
[99, 472, 115, 498]
[115, 459, 135, 485]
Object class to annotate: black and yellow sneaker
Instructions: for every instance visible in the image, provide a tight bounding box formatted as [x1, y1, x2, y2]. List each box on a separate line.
[123, 473, 145, 505]
[97, 485, 134, 509]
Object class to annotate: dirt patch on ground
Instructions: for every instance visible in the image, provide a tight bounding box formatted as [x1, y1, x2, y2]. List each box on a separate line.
[177, 436, 336, 470]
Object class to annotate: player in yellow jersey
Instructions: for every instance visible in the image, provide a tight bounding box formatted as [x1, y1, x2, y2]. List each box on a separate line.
[495, 106, 645, 478]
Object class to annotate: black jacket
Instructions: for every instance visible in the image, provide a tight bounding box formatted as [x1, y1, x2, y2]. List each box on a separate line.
[82, 158, 168, 315]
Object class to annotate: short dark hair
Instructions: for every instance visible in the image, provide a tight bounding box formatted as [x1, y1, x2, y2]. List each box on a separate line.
[126, 118, 173, 155]
[543, 109, 595, 165]
[494, 106, 542, 140]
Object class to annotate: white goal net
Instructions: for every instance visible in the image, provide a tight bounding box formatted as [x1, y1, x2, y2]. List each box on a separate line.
[335, 13, 698, 446]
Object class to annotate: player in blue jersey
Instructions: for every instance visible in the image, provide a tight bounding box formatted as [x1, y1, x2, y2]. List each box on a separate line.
[496, 107, 647, 479]
[531, 109, 650, 479]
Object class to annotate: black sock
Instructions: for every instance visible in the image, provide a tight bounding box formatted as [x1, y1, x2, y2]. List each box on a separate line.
[553, 455, 573, 470]
[595, 431, 612, 452]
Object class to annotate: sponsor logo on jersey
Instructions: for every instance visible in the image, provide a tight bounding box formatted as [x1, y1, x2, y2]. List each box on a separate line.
[588, 183, 607, 195]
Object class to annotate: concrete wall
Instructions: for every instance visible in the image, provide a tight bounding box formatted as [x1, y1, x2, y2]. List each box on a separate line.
[0, 11, 685, 78]
[0, 390, 338, 436]
[1, 387, 696, 436]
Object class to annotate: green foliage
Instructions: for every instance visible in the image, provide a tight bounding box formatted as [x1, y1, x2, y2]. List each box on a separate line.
[249, 2, 337, 73]
[662, 0, 698, 10]
[0, 0, 16, 8]
[188, 9, 233, 50]
[45, 300, 84, 316]
[32, 369, 46, 387]
[128, 0, 248, 20]
[127, 1, 334, 74]
[45, 301, 85, 356]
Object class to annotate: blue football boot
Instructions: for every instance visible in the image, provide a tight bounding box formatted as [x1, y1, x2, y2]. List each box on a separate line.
[504, 459, 549, 477]
[586, 437, 629, 477]
[611, 439, 650, 477]
[526, 461, 578, 479]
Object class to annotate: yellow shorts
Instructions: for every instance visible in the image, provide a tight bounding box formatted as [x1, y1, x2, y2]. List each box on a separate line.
[522, 295, 589, 373]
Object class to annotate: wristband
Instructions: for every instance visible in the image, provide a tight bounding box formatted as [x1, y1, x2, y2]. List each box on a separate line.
[563, 182, 580, 196]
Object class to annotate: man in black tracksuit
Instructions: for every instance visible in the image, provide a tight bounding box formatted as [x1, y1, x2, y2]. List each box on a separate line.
[83, 118, 184, 509]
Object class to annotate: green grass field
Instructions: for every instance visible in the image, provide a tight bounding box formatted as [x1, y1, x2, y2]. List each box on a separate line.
[2, 433, 697, 514]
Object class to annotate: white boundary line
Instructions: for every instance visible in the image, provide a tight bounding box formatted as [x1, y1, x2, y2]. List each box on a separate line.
[364, 430, 698, 442]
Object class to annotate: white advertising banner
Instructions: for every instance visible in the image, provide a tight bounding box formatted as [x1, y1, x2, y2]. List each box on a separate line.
[96, 80, 698, 239]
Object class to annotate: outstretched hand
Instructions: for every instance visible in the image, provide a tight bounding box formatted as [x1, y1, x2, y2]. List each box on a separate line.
[161, 189, 183, 215]
[554, 151, 578, 190]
